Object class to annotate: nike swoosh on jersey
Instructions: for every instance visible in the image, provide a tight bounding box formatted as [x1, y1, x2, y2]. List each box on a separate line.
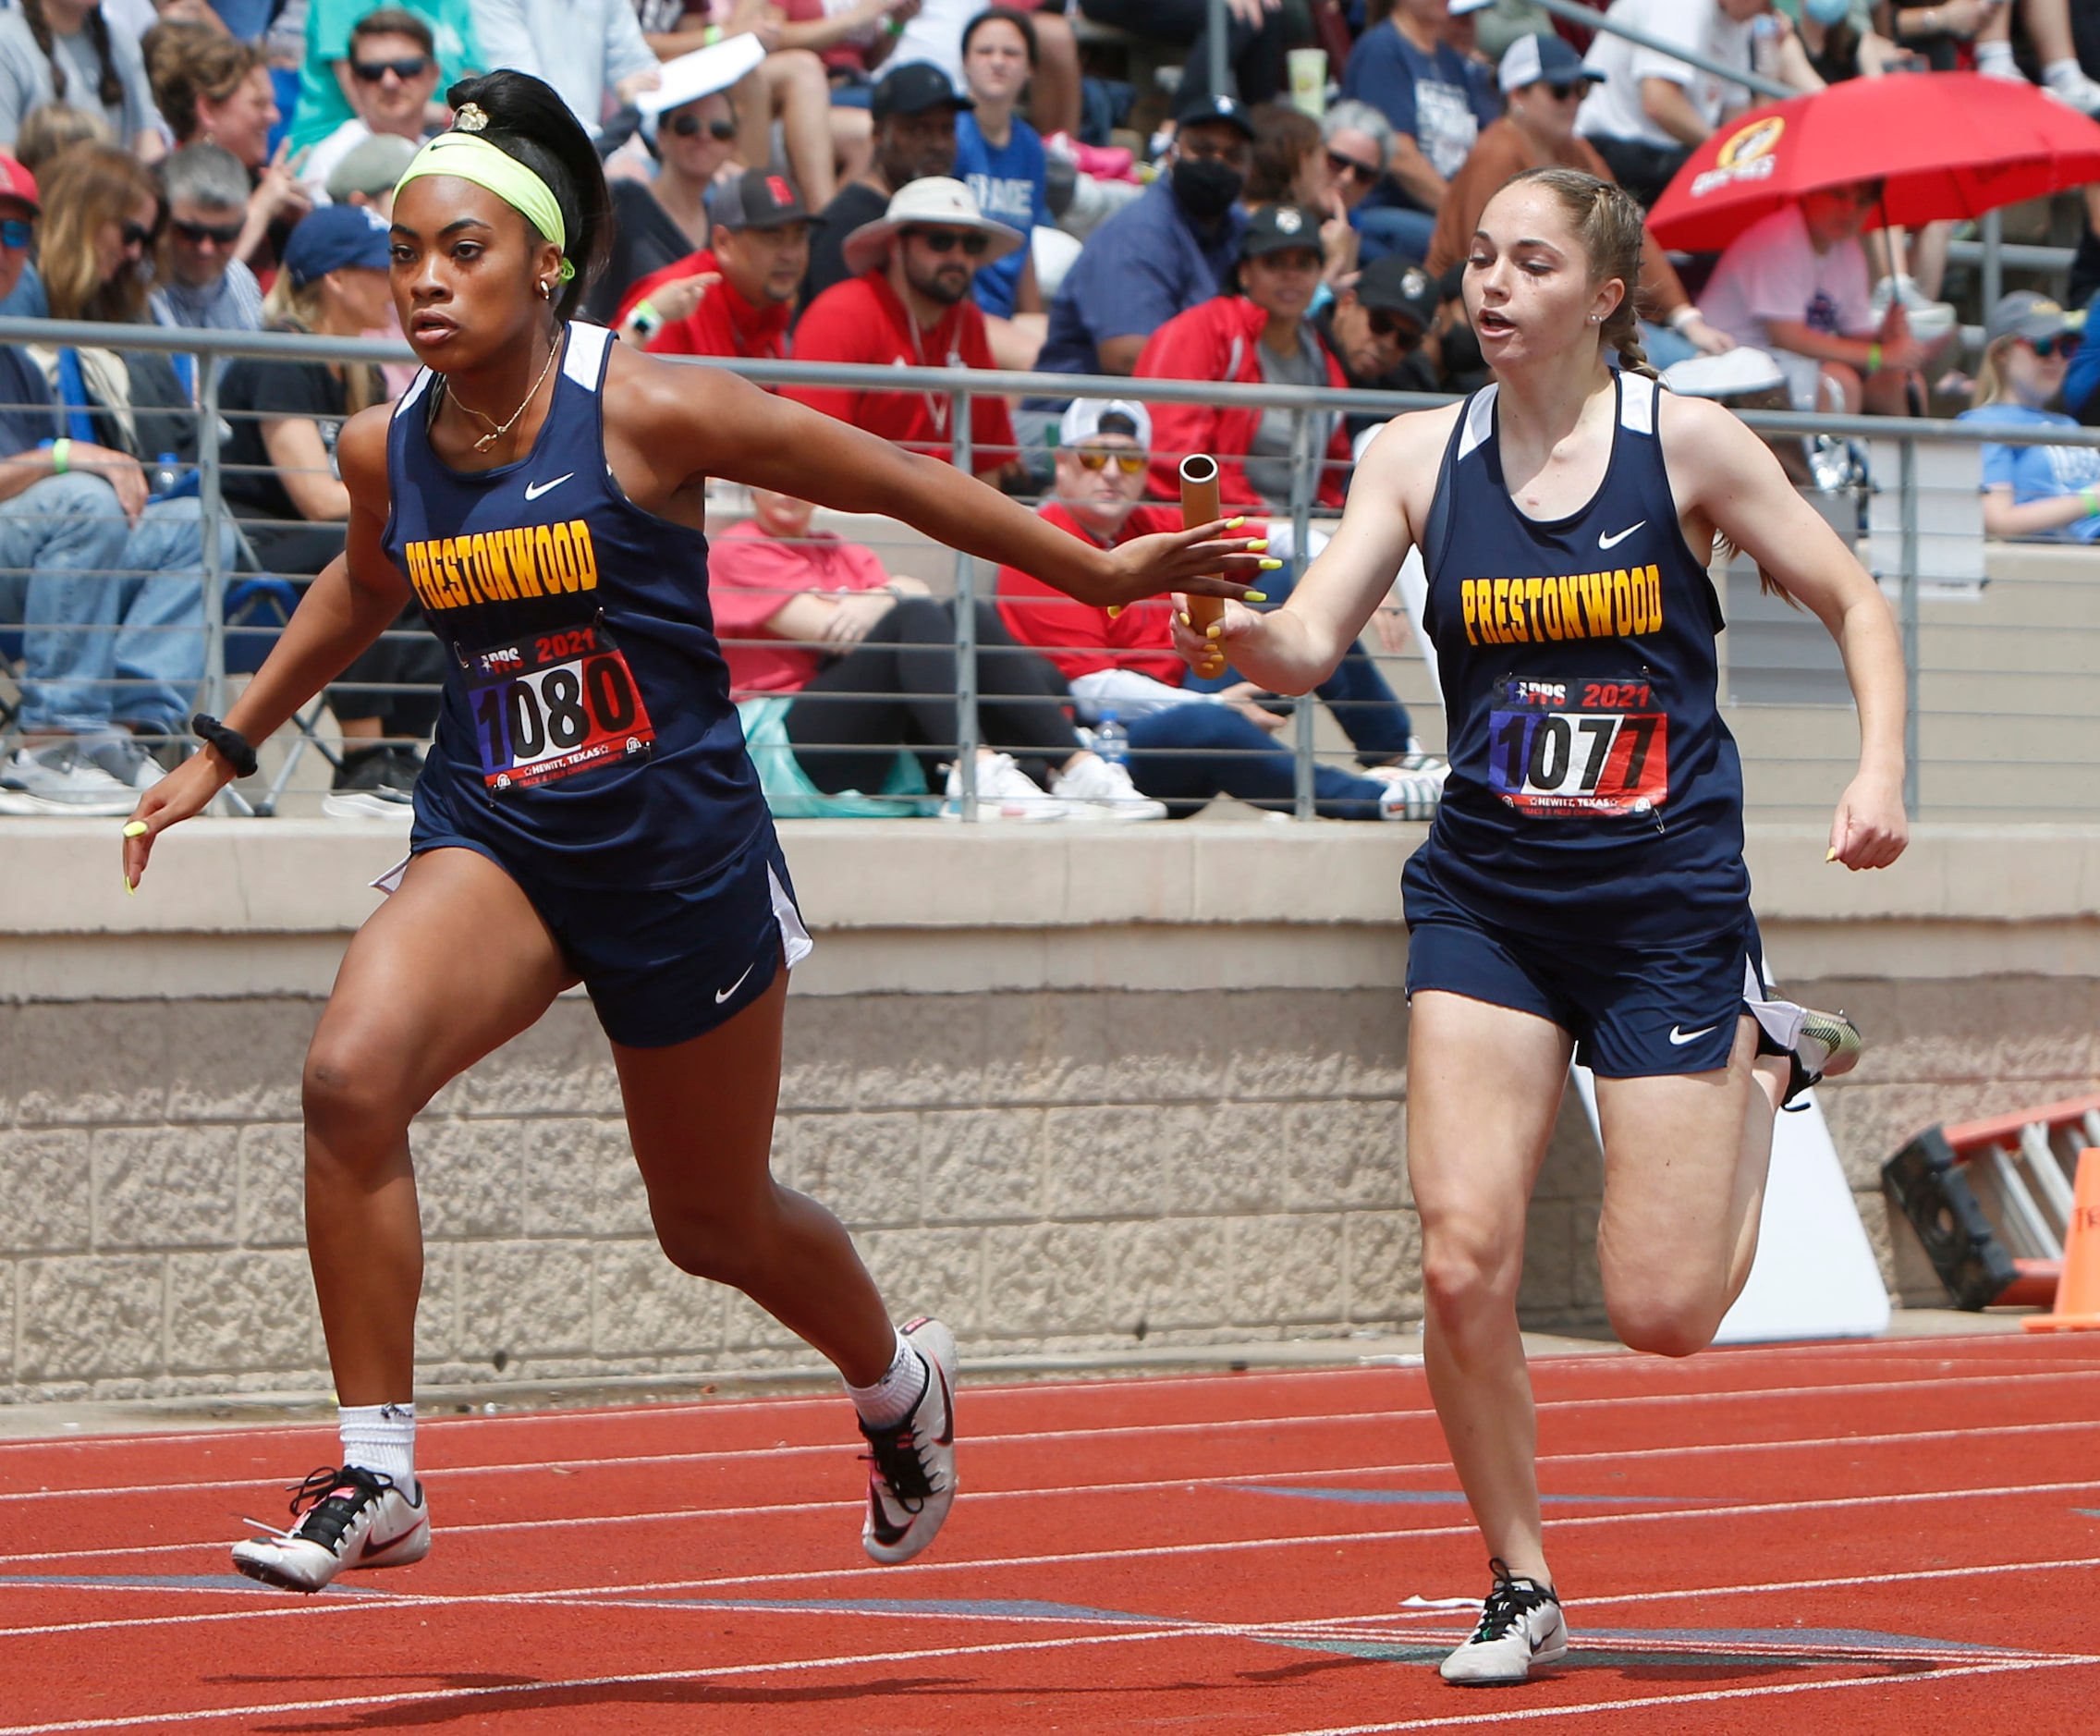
[714, 960, 757, 1004]
[1599, 520, 1645, 550]
[1667, 1023, 1718, 1045]
[523, 472, 575, 501]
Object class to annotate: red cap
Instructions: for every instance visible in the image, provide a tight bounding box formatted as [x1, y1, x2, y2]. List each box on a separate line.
[0, 153, 39, 214]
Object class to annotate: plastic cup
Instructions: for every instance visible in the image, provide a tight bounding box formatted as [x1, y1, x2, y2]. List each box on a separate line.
[1288, 47, 1326, 118]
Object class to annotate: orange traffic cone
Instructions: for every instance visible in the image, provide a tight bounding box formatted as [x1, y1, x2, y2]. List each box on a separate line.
[2026, 1148, 2100, 1332]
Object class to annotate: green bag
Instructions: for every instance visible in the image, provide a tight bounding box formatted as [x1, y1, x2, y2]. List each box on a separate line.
[735, 696, 934, 820]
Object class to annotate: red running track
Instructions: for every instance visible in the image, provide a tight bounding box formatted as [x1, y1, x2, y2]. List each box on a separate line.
[2, 1333, 2098, 1733]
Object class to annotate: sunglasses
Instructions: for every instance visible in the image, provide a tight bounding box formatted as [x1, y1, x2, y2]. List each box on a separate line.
[1542, 79, 1590, 100]
[171, 216, 242, 247]
[906, 226, 990, 256]
[1366, 309, 1422, 343]
[0, 218, 31, 250]
[120, 220, 155, 251]
[669, 111, 738, 139]
[1074, 447, 1146, 474]
[351, 55, 428, 81]
[2024, 334, 2073, 358]
[1325, 150, 1380, 185]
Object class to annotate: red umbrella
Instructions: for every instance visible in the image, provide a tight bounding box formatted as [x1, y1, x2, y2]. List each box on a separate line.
[1645, 71, 2100, 252]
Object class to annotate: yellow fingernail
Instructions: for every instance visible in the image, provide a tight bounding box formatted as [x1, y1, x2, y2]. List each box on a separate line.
[1178, 612, 1191, 626]
[1243, 590, 1268, 603]
[1105, 605, 1122, 619]
[1226, 516, 1246, 529]
[1246, 539, 1269, 553]
[1825, 848, 1838, 862]
[1259, 558, 1284, 571]
[123, 874, 134, 897]
[123, 820, 148, 837]
[1206, 623, 1222, 639]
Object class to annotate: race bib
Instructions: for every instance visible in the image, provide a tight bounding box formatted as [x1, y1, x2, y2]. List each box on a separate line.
[464, 618, 655, 793]
[1485, 677, 1667, 817]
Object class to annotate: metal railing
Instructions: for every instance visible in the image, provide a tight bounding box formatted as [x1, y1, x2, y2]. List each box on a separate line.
[2, 317, 2099, 826]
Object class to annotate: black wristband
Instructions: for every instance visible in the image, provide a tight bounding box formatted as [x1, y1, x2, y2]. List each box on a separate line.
[190, 713, 259, 778]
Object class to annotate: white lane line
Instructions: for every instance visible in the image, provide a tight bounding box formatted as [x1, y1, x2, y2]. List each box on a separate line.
[1, 1601, 2082, 1736]
[8, 1415, 2100, 1571]
[2, 1347, 2092, 1458]
[4, 1480, 2099, 1643]
[1264, 1654, 2100, 1736]
[9, 1369, 2098, 1503]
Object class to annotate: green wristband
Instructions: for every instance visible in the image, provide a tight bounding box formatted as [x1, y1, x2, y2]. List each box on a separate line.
[2082, 487, 2100, 519]
[50, 436, 68, 474]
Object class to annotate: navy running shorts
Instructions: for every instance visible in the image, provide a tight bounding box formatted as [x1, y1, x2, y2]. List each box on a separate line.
[1401, 852, 1787, 1079]
[385, 827, 812, 1050]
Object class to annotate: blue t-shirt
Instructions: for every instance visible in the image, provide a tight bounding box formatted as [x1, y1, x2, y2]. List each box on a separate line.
[1037, 179, 1245, 377]
[2062, 291, 2100, 419]
[1341, 23, 1498, 198]
[1958, 402, 2100, 543]
[0, 344, 56, 459]
[955, 112, 1048, 321]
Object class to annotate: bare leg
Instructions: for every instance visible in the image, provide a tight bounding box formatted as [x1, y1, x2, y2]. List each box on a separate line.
[984, 312, 1047, 371]
[755, 49, 838, 213]
[301, 849, 572, 1404]
[831, 103, 873, 186]
[614, 962, 896, 1386]
[1408, 990, 1572, 1586]
[1593, 1018, 1774, 1358]
[1029, 11, 1082, 140]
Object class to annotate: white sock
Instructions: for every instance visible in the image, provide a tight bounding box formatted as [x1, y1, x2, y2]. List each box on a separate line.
[1976, 39, 2018, 75]
[845, 1330, 926, 1429]
[2045, 56, 2088, 89]
[338, 1401, 416, 1489]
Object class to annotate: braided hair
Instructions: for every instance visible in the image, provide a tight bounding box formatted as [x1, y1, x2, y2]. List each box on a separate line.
[20, 0, 125, 113]
[1503, 165, 1659, 381]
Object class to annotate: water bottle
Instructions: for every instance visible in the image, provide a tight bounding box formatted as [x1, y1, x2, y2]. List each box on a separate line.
[1094, 710, 1128, 766]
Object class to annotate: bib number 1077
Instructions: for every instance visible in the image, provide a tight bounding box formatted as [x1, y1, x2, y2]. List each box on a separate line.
[1486, 679, 1667, 817]
[466, 622, 656, 792]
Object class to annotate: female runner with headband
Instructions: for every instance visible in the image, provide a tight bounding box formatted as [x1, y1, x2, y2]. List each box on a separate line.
[1174, 166, 1906, 1686]
[123, 69, 1269, 1594]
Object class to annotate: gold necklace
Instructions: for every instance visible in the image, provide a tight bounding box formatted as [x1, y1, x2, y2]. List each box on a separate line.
[449, 336, 563, 453]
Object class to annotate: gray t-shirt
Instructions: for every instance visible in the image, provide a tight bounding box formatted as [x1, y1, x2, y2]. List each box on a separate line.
[1246, 328, 1333, 511]
[0, 11, 161, 149]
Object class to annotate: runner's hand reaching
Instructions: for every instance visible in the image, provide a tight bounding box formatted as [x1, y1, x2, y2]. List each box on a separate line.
[120, 749, 238, 891]
[1090, 518, 1272, 610]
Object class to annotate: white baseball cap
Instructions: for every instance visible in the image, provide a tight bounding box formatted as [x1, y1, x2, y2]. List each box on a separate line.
[842, 177, 1025, 275]
[1057, 397, 1153, 450]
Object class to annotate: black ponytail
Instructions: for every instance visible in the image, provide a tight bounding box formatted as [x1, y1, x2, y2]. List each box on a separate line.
[443, 70, 612, 324]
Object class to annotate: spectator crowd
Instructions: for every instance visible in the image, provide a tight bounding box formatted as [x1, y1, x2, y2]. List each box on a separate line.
[3, 0, 2099, 823]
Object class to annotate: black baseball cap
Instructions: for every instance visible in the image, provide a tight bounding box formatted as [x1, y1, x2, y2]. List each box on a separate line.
[873, 61, 974, 120]
[712, 166, 820, 231]
[1239, 202, 1324, 260]
[1172, 87, 1257, 141]
[1354, 256, 1438, 333]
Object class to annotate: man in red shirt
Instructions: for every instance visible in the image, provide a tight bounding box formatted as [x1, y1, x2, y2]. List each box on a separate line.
[787, 177, 1022, 479]
[613, 168, 816, 361]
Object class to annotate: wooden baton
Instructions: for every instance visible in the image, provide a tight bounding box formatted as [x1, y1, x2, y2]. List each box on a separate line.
[1178, 453, 1225, 635]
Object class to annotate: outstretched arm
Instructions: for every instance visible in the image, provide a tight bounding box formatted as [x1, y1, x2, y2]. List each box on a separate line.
[123, 409, 412, 887]
[1168, 408, 1450, 691]
[652, 358, 1270, 607]
[1662, 394, 1907, 871]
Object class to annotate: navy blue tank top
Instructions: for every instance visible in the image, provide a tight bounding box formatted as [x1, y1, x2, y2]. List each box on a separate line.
[385, 322, 770, 889]
[1412, 371, 1749, 945]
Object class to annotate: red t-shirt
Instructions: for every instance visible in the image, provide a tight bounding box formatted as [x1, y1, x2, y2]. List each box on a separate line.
[611, 248, 796, 361]
[709, 517, 894, 694]
[785, 268, 1016, 472]
[995, 499, 1186, 684]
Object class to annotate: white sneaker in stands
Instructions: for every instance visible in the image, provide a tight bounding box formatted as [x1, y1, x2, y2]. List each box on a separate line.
[231, 1465, 430, 1593]
[1439, 1559, 1568, 1685]
[1051, 753, 1166, 820]
[2045, 65, 2100, 114]
[861, 1315, 958, 1565]
[1369, 752, 1448, 822]
[1868, 275, 1956, 342]
[940, 752, 1069, 821]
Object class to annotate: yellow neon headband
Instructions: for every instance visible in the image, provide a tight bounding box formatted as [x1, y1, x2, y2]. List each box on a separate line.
[395, 122, 576, 281]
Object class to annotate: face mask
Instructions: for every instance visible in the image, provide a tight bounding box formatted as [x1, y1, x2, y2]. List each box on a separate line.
[1804, 0, 1850, 22]
[1173, 155, 1244, 225]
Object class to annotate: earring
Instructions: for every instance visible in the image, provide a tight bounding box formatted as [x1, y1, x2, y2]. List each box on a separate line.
[538, 280, 551, 300]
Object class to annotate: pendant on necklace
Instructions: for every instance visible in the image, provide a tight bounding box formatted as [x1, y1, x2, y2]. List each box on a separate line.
[473, 431, 499, 452]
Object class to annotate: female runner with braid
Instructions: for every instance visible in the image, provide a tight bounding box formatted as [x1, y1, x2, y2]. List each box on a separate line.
[1175, 167, 1906, 1685]
[123, 69, 1266, 1593]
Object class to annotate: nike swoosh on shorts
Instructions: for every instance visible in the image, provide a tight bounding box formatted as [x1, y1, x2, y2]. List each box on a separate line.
[714, 960, 757, 1004]
[1668, 1023, 1717, 1045]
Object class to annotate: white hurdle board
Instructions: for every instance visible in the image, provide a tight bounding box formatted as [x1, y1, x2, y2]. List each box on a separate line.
[1388, 547, 1890, 1343]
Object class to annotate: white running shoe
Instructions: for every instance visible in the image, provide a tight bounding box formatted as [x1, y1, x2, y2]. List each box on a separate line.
[1439, 1559, 1568, 1685]
[2045, 65, 2100, 115]
[940, 752, 1070, 822]
[1050, 752, 1167, 821]
[231, 1464, 430, 1593]
[1369, 752, 1448, 822]
[1867, 275, 1957, 343]
[0, 741, 140, 815]
[860, 1315, 958, 1565]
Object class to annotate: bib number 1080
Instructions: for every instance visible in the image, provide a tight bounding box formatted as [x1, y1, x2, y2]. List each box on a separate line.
[1486, 679, 1667, 817]
[466, 623, 656, 792]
